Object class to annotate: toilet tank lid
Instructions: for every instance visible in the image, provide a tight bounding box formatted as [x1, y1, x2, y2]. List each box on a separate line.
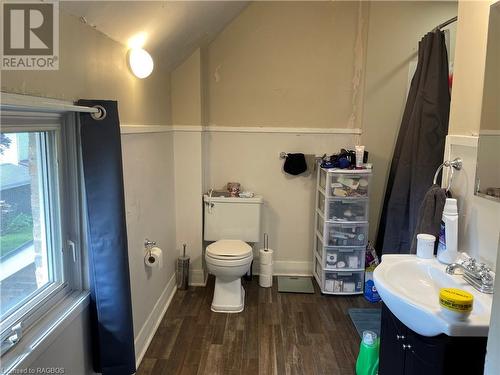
[203, 194, 263, 204]
[207, 240, 252, 257]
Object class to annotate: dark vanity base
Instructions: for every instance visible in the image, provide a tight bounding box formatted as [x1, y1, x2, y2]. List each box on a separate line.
[379, 304, 487, 375]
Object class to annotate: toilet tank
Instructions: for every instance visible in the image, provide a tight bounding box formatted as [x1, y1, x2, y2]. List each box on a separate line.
[203, 194, 263, 242]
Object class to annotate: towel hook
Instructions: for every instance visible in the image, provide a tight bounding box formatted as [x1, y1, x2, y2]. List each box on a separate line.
[433, 158, 462, 192]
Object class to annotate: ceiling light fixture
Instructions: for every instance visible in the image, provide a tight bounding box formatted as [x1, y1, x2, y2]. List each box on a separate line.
[128, 48, 154, 79]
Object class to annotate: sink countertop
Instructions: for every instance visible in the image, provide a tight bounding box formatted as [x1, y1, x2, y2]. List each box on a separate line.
[374, 254, 493, 337]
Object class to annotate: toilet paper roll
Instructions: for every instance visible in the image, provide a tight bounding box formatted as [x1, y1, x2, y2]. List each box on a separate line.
[259, 274, 273, 288]
[259, 248, 274, 265]
[260, 262, 273, 276]
[145, 246, 163, 269]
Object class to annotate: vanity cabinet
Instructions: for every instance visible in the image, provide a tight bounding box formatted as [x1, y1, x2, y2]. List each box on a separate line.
[379, 304, 487, 375]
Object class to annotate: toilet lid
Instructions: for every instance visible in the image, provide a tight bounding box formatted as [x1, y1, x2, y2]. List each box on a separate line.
[206, 240, 252, 259]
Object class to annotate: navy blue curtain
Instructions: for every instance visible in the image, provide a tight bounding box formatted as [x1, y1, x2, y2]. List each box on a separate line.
[77, 100, 136, 375]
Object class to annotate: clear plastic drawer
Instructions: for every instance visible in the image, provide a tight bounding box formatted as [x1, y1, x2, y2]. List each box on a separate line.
[324, 247, 365, 270]
[323, 270, 364, 294]
[325, 222, 368, 247]
[316, 259, 364, 294]
[326, 197, 369, 222]
[329, 171, 371, 198]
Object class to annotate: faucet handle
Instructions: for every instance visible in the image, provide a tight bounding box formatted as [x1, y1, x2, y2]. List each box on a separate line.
[478, 263, 491, 273]
[462, 257, 478, 271]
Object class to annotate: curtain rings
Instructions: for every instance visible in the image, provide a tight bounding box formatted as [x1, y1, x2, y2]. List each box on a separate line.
[91, 105, 107, 121]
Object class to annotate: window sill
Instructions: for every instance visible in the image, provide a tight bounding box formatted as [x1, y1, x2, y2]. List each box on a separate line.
[1, 291, 90, 374]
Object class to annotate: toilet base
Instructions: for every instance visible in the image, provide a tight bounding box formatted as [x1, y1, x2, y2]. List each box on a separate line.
[211, 278, 245, 313]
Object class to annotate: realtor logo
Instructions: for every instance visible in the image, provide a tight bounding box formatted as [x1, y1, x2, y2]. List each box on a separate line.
[1, 1, 59, 70]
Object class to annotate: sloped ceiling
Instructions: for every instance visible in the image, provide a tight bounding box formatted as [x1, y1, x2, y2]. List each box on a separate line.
[61, 1, 249, 71]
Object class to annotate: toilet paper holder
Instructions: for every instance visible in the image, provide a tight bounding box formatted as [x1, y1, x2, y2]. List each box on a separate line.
[145, 238, 156, 248]
[145, 238, 157, 257]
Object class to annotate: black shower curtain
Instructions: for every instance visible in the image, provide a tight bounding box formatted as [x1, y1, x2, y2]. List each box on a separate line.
[376, 30, 450, 255]
[78, 100, 136, 375]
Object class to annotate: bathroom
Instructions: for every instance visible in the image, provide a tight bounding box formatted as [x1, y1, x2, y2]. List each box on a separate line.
[0, 0, 499, 374]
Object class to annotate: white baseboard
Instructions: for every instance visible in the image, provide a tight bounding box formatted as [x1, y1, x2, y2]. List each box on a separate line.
[190, 268, 207, 286]
[254, 260, 312, 276]
[134, 274, 177, 368]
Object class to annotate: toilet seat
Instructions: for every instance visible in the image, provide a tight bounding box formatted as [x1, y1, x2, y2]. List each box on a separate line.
[206, 239, 252, 260]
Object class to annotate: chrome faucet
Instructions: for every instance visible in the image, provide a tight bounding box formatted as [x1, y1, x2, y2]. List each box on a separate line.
[446, 257, 495, 294]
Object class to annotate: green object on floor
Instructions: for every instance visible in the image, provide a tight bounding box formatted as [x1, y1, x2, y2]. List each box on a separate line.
[355, 331, 380, 375]
[277, 276, 315, 293]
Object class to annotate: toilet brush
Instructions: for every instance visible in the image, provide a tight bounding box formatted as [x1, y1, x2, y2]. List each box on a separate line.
[177, 244, 190, 290]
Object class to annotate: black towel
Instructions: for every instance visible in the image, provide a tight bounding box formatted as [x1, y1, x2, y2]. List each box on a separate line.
[283, 153, 307, 175]
[410, 184, 447, 254]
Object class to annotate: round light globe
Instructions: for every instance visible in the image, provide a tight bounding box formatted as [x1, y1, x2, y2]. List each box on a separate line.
[128, 48, 154, 79]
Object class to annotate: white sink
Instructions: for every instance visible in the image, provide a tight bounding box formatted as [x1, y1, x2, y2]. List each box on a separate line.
[374, 254, 493, 337]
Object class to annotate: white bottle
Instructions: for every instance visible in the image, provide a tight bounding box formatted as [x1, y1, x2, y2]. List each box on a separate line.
[437, 198, 459, 264]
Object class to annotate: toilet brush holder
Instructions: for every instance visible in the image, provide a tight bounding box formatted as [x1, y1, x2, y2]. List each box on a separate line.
[177, 244, 190, 290]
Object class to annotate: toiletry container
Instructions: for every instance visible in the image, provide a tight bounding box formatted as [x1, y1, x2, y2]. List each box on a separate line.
[416, 234, 436, 259]
[437, 198, 458, 264]
[439, 288, 473, 321]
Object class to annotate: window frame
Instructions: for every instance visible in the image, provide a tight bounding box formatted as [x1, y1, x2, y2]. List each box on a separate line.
[0, 109, 85, 356]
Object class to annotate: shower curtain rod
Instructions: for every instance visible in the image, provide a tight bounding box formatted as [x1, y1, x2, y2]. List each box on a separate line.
[434, 16, 458, 31]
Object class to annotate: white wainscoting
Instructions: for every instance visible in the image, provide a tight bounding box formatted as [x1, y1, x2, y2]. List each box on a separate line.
[203, 128, 360, 276]
[121, 125, 361, 277]
[444, 134, 500, 268]
[134, 274, 177, 367]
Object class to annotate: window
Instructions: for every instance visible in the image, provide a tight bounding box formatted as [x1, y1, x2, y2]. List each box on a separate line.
[0, 110, 83, 355]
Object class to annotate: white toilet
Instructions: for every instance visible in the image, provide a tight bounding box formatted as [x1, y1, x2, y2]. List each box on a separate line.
[203, 194, 263, 313]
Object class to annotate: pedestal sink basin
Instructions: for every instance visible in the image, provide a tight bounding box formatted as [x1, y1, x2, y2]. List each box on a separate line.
[374, 254, 493, 337]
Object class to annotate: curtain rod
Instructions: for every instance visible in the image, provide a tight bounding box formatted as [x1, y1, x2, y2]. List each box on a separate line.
[434, 16, 458, 31]
[1, 92, 99, 114]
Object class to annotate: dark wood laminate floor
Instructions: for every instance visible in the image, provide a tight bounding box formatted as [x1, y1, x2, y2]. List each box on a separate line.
[137, 276, 373, 375]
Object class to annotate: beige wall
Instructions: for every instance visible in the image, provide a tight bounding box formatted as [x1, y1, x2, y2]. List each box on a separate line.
[1, 11, 171, 125]
[206, 1, 368, 128]
[169, 0, 461, 271]
[171, 49, 202, 125]
[362, 1, 458, 241]
[448, 1, 492, 135]
[480, 4, 500, 132]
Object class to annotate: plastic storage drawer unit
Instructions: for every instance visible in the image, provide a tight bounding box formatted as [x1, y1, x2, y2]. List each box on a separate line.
[314, 167, 372, 295]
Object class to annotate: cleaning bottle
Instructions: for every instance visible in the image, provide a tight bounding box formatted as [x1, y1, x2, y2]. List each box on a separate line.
[437, 198, 459, 264]
[355, 330, 379, 375]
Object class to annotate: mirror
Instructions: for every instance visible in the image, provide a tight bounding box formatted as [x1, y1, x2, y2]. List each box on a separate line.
[475, 3, 500, 201]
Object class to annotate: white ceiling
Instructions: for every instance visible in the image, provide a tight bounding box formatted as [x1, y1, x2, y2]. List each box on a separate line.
[61, 1, 249, 70]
